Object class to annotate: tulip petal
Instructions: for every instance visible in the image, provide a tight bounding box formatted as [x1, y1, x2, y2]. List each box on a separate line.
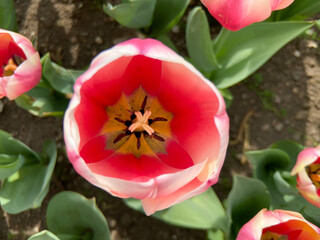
[291, 148, 320, 175]
[201, 0, 294, 31]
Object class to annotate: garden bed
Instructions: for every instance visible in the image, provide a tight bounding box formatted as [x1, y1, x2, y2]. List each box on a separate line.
[0, 0, 319, 239]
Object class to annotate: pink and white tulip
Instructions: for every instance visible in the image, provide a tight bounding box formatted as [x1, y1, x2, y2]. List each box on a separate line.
[0, 29, 41, 100]
[200, 0, 295, 31]
[64, 38, 229, 215]
[291, 146, 320, 208]
[237, 209, 320, 240]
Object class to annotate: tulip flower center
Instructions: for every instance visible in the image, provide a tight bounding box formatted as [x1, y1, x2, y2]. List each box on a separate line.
[128, 110, 155, 135]
[0, 33, 26, 77]
[102, 88, 173, 158]
[3, 58, 18, 76]
[308, 163, 320, 189]
[261, 219, 319, 240]
[261, 232, 287, 240]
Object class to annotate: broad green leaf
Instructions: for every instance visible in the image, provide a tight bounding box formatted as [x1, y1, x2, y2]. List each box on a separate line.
[246, 149, 290, 207]
[212, 21, 316, 89]
[15, 52, 82, 117]
[246, 149, 290, 180]
[28, 230, 60, 240]
[273, 172, 320, 225]
[0, 154, 25, 180]
[270, 140, 304, 171]
[303, 203, 320, 226]
[316, 20, 320, 30]
[270, 0, 320, 21]
[186, 7, 218, 72]
[125, 188, 228, 231]
[0, 141, 56, 214]
[272, 172, 306, 210]
[103, 0, 156, 29]
[42, 54, 83, 94]
[227, 176, 270, 238]
[0, 0, 17, 31]
[47, 191, 110, 240]
[0, 130, 40, 162]
[15, 87, 69, 117]
[149, 0, 190, 36]
[207, 229, 225, 240]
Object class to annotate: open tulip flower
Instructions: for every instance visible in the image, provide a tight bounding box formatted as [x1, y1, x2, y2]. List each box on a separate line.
[237, 209, 320, 240]
[291, 146, 320, 208]
[200, 0, 294, 31]
[0, 29, 41, 100]
[64, 38, 229, 215]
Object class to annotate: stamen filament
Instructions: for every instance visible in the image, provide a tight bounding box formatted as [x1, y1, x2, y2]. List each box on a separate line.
[129, 110, 155, 135]
[310, 173, 320, 182]
[4, 59, 18, 74]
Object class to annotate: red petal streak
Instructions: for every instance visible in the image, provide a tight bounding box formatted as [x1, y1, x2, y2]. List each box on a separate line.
[157, 61, 221, 163]
[80, 135, 114, 163]
[122, 55, 162, 95]
[79, 56, 131, 106]
[87, 154, 178, 181]
[74, 96, 108, 149]
[157, 139, 194, 169]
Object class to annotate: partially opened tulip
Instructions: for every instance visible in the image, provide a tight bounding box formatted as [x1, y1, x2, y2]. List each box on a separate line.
[64, 38, 229, 215]
[291, 146, 320, 208]
[237, 209, 320, 240]
[200, 0, 294, 31]
[0, 29, 41, 100]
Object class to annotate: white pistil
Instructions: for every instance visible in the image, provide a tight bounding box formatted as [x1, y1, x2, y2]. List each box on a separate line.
[128, 110, 155, 136]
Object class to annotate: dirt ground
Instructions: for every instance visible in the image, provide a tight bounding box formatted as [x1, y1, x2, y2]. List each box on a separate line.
[0, 0, 319, 239]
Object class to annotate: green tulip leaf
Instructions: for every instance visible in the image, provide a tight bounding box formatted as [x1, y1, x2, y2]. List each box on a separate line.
[186, 7, 218, 73]
[103, 0, 156, 29]
[125, 188, 228, 231]
[303, 203, 320, 226]
[246, 148, 290, 207]
[28, 230, 60, 240]
[0, 130, 40, 161]
[270, 140, 304, 171]
[227, 176, 270, 237]
[0, 154, 25, 180]
[42, 54, 83, 95]
[207, 229, 225, 240]
[0, 140, 56, 214]
[246, 148, 290, 180]
[212, 21, 316, 89]
[47, 191, 110, 240]
[15, 54, 82, 117]
[0, 0, 17, 31]
[15, 88, 69, 117]
[270, 0, 320, 21]
[149, 0, 190, 36]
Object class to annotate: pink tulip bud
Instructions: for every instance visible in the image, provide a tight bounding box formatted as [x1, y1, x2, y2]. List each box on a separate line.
[237, 209, 320, 240]
[200, 0, 294, 31]
[291, 146, 320, 208]
[64, 38, 229, 215]
[0, 29, 41, 100]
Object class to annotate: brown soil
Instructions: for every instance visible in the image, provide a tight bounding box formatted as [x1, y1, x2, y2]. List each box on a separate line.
[0, 0, 319, 239]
